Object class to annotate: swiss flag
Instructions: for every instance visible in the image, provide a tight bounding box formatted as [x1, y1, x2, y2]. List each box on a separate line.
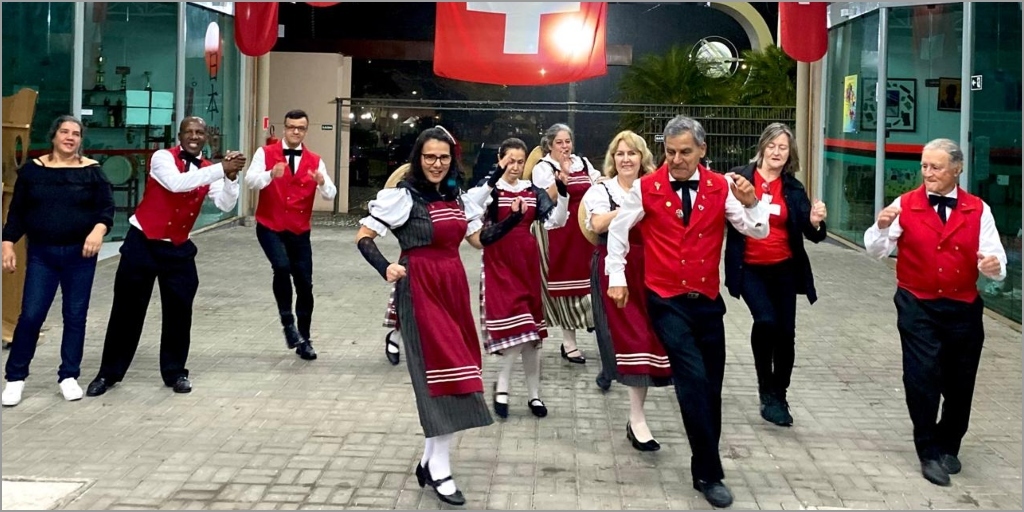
[434, 2, 607, 85]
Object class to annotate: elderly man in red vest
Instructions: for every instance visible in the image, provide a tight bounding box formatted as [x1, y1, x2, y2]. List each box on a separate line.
[864, 138, 1006, 487]
[245, 109, 337, 360]
[605, 116, 769, 508]
[87, 116, 245, 396]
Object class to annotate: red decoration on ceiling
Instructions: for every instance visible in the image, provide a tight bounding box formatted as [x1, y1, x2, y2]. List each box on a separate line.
[779, 2, 828, 63]
[234, 2, 279, 57]
[306, 2, 341, 6]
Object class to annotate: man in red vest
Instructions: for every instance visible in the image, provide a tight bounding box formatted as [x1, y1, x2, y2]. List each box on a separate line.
[86, 116, 246, 397]
[605, 116, 769, 508]
[245, 110, 337, 360]
[864, 138, 1006, 487]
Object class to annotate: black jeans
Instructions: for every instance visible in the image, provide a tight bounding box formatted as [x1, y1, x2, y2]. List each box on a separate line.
[95, 226, 199, 386]
[646, 289, 727, 483]
[739, 259, 798, 394]
[255, 223, 314, 338]
[895, 288, 985, 461]
[5, 243, 97, 382]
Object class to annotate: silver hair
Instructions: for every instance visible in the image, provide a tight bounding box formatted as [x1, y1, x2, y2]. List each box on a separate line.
[923, 138, 964, 168]
[663, 115, 706, 146]
[541, 123, 573, 155]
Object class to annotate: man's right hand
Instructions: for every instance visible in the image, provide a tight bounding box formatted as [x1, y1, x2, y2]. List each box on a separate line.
[608, 286, 628, 308]
[877, 206, 902, 229]
[271, 162, 287, 179]
[2, 242, 16, 273]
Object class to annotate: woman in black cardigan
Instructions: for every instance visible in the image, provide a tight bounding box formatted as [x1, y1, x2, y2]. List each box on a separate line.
[724, 123, 827, 427]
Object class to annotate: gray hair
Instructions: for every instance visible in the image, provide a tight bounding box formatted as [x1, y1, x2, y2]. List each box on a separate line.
[541, 123, 573, 155]
[749, 122, 800, 175]
[663, 115, 706, 146]
[923, 138, 964, 168]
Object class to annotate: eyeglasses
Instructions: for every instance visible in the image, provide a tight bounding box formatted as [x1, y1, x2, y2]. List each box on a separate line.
[285, 125, 308, 133]
[421, 154, 452, 165]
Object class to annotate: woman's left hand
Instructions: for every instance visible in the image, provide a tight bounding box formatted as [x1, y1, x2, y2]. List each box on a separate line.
[83, 229, 104, 258]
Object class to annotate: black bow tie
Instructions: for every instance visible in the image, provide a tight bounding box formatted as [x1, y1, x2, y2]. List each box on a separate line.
[671, 180, 700, 192]
[179, 151, 201, 170]
[284, 148, 302, 174]
[929, 194, 957, 224]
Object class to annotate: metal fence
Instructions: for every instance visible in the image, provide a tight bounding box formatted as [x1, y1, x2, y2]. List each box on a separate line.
[336, 98, 794, 211]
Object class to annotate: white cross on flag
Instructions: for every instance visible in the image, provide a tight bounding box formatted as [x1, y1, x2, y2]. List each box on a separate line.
[434, 2, 608, 85]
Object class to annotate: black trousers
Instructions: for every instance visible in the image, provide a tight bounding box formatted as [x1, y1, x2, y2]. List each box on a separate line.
[739, 259, 797, 394]
[646, 289, 727, 483]
[255, 223, 314, 338]
[894, 287, 985, 461]
[96, 226, 199, 386]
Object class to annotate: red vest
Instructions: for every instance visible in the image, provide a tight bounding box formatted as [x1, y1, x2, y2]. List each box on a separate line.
[254, 143, 321, 234]
[896, 186, 982, 303]
[639, 164, 728, 300]
[134, 146, 211, 245]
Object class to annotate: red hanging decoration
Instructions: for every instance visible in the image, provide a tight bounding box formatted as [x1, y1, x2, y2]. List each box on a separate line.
[234, 2, 279, 57]
[306, 2, 341, 6]
[779, 2, 828, 63]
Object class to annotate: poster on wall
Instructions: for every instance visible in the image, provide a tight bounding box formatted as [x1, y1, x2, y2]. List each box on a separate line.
[862, 78, 918, 132]
[843, 74, 858, 133]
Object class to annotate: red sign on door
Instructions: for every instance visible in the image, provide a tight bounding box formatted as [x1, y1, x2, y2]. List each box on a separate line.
[262, 116, 269, 130]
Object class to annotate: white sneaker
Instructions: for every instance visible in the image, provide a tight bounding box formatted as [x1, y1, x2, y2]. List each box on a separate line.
[59, 378, 83, 401]
[2, 380, 25, 406]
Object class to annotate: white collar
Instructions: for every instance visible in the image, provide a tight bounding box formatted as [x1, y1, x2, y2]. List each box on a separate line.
[927, 188, 958, 199]
[667, 168, 701, 183]
[282, 142, 304, 151]
[496, 178, 532, 192]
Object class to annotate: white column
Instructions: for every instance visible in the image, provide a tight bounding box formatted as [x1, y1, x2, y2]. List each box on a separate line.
[959, 1, 973, 189]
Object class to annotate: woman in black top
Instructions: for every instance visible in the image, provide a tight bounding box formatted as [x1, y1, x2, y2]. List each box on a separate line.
[1, 115, 114, 407]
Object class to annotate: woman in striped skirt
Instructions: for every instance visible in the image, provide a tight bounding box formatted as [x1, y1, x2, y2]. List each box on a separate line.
[472, 138, 569, 419]
[357, 127, 495, 506]
[531, 123, 601, 363]
[583, 130, 672, 451]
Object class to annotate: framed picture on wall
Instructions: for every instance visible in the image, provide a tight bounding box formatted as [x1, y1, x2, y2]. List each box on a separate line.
[861, 78, 917, 132]
[937, 77, 962, 112]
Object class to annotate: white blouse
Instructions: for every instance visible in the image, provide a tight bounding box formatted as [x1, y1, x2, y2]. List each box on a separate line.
[582, 177, 629, 232]
[359, 187, 485, 238]
[469, 178, 569, 230]
[532, 154, 601, 189]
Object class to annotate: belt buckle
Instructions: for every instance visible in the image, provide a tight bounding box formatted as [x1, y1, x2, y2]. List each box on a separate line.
[685, 292, 701, 299]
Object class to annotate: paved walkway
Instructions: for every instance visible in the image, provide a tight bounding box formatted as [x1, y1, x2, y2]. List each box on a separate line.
[2, 222, 1021, 510]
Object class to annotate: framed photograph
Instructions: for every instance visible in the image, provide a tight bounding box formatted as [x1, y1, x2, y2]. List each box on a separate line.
[861, 78, 917, 132]
[937, 77, 962, 112]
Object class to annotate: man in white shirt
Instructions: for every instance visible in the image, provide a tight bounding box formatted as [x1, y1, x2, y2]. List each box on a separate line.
[864, 138, 1006, 487]
[604, 116, 769, 508]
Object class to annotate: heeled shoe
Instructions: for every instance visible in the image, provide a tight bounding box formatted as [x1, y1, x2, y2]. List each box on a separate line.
[626, 421, 660, 452]
[528, 398, 548, 418]
[385, 331, 401, 366]
[492, 382, 508, 419]
[424, 463, 466, 506]
[415, 463, 428, 487]
[595, 373, 612, 392]
[560, 344, 586, 364]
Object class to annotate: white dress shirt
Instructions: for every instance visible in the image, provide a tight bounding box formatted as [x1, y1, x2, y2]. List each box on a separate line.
[531, 154, 601, 189]
[469, 178, 570, 230]
[129, 148, 240, 238]
[605, 168, 770, 288]
[582, 177, 629, 232]
[360, 187, 485, 239]
[863, 189, 1007, 280]
[244, 142, 338, 200]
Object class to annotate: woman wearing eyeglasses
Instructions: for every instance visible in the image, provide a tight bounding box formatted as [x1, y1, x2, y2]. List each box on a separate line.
[723, 123, 828, 428]
[356, 126, 496, 507]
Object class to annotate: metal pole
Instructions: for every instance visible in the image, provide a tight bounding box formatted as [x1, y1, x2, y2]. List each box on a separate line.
[873, 8, 889, 216]
[959, 1, 973, 189]
[334, 98, 342, 214]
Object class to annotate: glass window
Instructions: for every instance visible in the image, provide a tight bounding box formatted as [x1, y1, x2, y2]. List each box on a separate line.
[822, 12, 881, 244]
[971, 2, 1022, 322]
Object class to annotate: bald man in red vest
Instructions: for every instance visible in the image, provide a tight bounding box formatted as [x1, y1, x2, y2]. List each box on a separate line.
[245, 109, 337, 360]
[865, 138, 1006, 487]
[87, 116, 246, 397]
[605, 116, 769, 508]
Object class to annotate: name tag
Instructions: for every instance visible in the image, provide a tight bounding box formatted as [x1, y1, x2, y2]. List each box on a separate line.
[762, 193, 782, 216]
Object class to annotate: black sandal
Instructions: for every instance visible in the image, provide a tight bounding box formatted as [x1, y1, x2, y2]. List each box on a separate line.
[528, 398, 548, 418]
[385, 330, 400, 366]
[493, 382, 508, 419]
[560, 344, 586, 364]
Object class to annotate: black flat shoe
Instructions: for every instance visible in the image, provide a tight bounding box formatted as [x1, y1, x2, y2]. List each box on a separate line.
[86, 377, 111, 397]
[283, 324, 304, 349]
[560, 344, 585, 364]
[940, 453, 962, 475]
[921, 459, 951, 486]
[415, 463, 428, 488]
[385, 331, 401, 366]
[693, 479, 733, 508]
[528, 398, 547, 418]
[492, 383, 508, 419]
[172, 376, 192, 394]
[296, 341, 318, 360]
[626, 422, 661, 452]
[595, 373, 612, 392]
[425, 463, 466, 506]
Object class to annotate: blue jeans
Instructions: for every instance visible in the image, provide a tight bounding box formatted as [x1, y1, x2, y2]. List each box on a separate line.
[5, 243, 98, 382]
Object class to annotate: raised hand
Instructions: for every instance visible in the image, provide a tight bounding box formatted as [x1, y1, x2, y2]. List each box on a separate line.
[876, 206, 902, 229]
[810, 199, 827, 227]
[271, 162, 286, 179]
[977, 252, 1002, 279]
[221, 150, 246, 179]
[309, 168, 325, 186]
[725, 172, 757, 207]
[509, 197, 527, 214]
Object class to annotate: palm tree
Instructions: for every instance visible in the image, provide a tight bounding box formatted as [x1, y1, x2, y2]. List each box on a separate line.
[735, 45, 797, 106]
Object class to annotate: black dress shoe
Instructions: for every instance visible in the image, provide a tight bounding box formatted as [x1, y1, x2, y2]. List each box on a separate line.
[172, 376, 192, 394]
[560, 344, 585, 364]
[425, 463, 466, 506]
[939, 454, 962, 475]
[528, 398, 547, 418]
[921, 459, 951, 486]
[385, 331, 400, 366]
[626, 422, 661, 452]
[86, 377, 111, 397]
[759, 391, 792, 427]
[492, 383, 508, 419]
[595, 372, 612, 392]
[693, 479, 733, 508]
[283, 324, 304, 349]
[296, 341, 318, 360]
[415, 463, 428, 488]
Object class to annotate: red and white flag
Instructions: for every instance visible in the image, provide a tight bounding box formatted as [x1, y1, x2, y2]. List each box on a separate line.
[434, 2, 607, 85]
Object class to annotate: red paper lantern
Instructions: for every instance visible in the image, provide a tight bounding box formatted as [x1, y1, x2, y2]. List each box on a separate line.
[235, 2, 279, 57]
[204, 22, 223, 79]
[779, 2, 828, 63]
[306, 2, 341, 7]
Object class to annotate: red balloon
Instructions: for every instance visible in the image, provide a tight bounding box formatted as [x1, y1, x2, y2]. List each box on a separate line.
[306, 2, 341, 6]
[235, 2, 279, 57]
[779, 2, 828, 63]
